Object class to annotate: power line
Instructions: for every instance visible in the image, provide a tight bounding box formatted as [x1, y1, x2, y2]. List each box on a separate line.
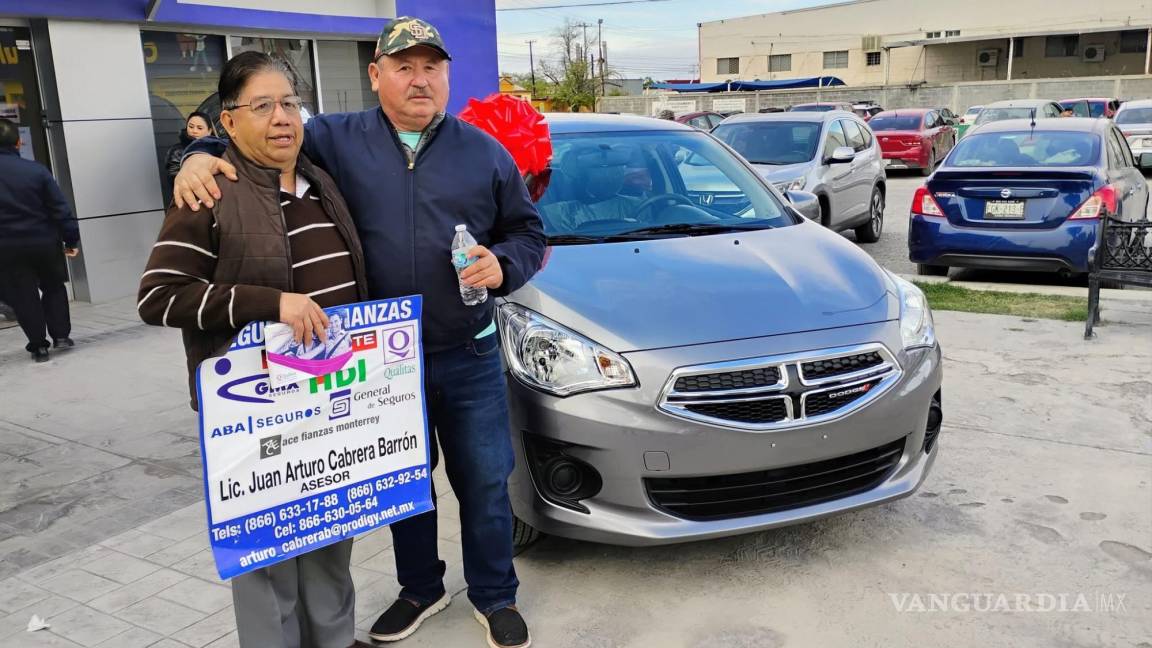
[497, 0, 671, 11]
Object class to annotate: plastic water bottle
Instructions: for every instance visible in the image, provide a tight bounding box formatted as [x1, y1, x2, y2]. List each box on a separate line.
[451, 224, 488, 306]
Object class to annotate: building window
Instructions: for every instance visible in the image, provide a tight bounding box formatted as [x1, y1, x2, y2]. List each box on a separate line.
[823, 50, 849, 69]
[1013, 37, 1025, 57]
[717, 57, 739, 75]
[141, 30, 228, 206]
[925, 31, 941, 39]
[1045, 35, 1079, 57]
[865, 51, 881, 66]
[768, 54, 791, 72]
[1120, 30, 1148, 54]
[316, 41, 377, 112]
[945, 30, 961, 38]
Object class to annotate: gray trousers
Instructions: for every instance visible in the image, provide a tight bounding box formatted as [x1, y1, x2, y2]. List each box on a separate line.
[231, 538, 355, 648]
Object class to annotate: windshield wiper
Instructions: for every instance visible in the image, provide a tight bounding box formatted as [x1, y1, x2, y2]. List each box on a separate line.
[546, 234, 605, 245]
[607, 222, 772, 240]
[748, 160, 786, 165]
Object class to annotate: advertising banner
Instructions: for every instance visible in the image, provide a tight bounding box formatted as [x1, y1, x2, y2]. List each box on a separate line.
[195, 296, 431, 579]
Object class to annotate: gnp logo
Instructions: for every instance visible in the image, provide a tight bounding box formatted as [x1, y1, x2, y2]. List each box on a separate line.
[213, 358, 299, 404]
[329, 389, 352, 420]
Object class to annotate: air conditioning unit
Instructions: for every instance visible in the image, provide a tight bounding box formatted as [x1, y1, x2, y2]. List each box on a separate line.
[977, 49, 999, 67]
[861, 35, 883, 52]
[1083, 44, 1106, 62]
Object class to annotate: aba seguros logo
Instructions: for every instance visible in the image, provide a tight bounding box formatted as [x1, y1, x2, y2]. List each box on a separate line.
[212, 357, 299, 404]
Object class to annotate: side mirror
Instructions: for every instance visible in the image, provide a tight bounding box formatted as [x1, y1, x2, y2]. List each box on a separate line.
[826, 146, 856, 164]
[785, 190, 821, 221]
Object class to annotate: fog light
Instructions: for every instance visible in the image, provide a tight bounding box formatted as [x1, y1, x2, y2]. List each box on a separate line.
[924, 390, 943, 453]
[523, 434, 603, 513]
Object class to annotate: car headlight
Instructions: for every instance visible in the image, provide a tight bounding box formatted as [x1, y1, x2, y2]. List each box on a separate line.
[888, 273, 936, 350]
[497, 304, 637, 397]
[773, 176, 806, 193]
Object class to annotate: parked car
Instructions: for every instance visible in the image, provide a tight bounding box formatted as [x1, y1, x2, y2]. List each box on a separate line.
[510, 113, 943, 547]
[1059, 97, 1121, 119]
[909, 118, 1149, 277]
[676, 111, 726, 130]
[956, 105, 983, 139]
[1114, 98, 1152, 169]
[852, 102, 884, 121]
[713, 111, 887, 241]
[791, 102, 855, 113]
[972, 99, 1064, 127]
[938, 108, 960, 125]
[869, 108, 956, 176]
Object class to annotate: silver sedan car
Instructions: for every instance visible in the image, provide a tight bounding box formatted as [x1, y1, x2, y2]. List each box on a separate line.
[1116, 99, 1152, 169]
[712, 111, 887, 242]
[500, 114, 943, 547]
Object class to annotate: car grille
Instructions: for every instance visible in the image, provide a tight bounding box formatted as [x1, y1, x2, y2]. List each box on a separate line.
[645, 437, 907, 520]
[659, 344, 900, 431]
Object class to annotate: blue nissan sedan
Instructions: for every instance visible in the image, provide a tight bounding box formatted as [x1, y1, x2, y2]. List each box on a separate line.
[909, 118, 1148, 277]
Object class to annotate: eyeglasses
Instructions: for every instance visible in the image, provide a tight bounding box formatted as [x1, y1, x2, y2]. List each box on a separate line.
[225, 96, 303, 116]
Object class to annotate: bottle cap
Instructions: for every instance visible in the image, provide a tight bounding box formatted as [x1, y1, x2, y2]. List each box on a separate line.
[455, 224, 467, 232]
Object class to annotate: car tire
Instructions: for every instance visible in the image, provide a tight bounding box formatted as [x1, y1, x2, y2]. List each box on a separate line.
[818, 195, 832, 229]
[920, 150, 935, 177]
[512, 515, 543, 549]
[854, 186, 884, 243]
[917, 263, 949, 277]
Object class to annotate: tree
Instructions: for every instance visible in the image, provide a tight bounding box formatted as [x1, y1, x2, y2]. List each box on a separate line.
[536, 18, 620, 112]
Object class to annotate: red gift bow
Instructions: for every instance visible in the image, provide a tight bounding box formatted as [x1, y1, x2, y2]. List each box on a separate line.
[459, 93, 553, 200]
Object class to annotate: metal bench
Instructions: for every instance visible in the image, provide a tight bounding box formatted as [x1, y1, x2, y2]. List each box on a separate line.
[1085, 215, 1152, 339]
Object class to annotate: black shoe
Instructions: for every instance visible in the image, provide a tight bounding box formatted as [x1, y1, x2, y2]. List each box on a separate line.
[369, 592, 451, 642]
[474, 606, 531, 648]
[52, 337, 75, 350]
[32, 348, 50, 363]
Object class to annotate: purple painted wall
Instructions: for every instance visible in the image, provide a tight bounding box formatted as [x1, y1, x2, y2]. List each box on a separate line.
[396, 0, 498, 113]
[0, 0, 498, 114]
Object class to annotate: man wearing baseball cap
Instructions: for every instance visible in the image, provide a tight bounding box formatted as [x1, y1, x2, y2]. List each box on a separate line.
[174, 16, 545, 648]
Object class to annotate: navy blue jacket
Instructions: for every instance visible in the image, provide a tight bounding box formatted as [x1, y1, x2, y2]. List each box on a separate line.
[0, 148, 78, 249]
[188, 110, 546, 352]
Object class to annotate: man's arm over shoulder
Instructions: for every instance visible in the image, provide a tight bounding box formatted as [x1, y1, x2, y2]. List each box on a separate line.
[138, 205, 281, 330]
[489, 151, 547, 296]
[40, 169, 78, 247]
[181, 135, 227, 164]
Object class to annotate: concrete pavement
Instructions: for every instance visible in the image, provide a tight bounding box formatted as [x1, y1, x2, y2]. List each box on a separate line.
[1, 293, 1149, 647]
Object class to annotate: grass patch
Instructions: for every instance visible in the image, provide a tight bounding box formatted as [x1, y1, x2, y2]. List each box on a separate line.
[914, 282, 1089, 322]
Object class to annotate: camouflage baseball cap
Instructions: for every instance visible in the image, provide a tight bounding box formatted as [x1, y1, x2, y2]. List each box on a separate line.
[376, 17, 452, 61]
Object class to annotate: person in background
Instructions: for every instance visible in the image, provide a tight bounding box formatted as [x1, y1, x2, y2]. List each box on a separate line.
[165, 111, 215, 189]
[0, 118, 79, 363]
[138, 52, 373, 648]
[657, 109, 675, 120]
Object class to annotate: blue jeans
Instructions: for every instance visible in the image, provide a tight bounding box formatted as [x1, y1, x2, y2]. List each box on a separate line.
[389, 332, 519, 614]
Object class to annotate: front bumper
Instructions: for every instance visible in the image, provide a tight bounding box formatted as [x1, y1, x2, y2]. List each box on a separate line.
[908, 214, 1097, 273]
[505, 322, 943, 546]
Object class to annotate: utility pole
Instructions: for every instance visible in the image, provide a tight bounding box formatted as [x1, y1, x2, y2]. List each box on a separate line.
[597, 18, 605, 98]
[577, 22, 592, 81]
[526, 39, 537, 97]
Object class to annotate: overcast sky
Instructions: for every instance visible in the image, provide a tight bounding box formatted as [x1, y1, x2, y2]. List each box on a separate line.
[495, 0, 843, 79]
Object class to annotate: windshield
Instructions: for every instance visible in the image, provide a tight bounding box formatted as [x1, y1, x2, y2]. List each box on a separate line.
[1059, 101, 1091, 117]
[791, 104, 833, 112]
[712, 121, 822, 165]
[868, 114, 924, 131]
[975, 107, 1040, 125]
[535, 131, 794, 242]
[1116, 107, 1152, 125]
[948, 131, 1101, 167]
[965, 107, 983, 116]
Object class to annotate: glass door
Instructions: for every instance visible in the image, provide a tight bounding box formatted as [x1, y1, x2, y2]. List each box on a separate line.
[0, 26, 50, 166]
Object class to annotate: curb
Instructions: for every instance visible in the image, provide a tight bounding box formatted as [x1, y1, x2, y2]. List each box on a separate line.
[900, 275, 1152, 303]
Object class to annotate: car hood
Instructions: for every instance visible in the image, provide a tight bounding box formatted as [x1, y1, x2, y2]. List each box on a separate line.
[506, 222, 898, 353]
[751, 162, 814, 183]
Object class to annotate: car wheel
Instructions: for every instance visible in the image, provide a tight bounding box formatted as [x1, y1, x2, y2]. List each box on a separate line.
[854, 187, 884, 243]
[920, 150, 935, 177]
[512, 514, 543, 549]
[818, 195, 832, 229]
[917, 263, 949, 277]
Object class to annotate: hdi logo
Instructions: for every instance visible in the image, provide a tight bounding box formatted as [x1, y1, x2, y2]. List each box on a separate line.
[309, 358, 368, 394]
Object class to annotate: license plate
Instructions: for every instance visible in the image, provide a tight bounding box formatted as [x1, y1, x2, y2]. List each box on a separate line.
[984, 200, 1025, 219]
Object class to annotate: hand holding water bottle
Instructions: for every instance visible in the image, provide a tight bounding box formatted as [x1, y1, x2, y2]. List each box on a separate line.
[451, 224, 502, 306]
[458, 245, 503, 289]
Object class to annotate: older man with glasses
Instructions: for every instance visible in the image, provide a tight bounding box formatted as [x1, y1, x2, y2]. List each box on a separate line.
[174, 17, 545, 648]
